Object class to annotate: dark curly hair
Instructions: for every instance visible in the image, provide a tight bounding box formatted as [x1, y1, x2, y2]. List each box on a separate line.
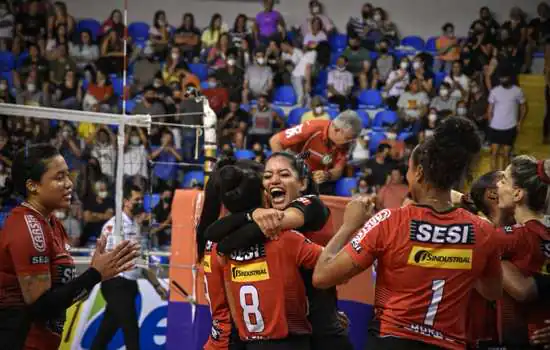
[12, 144, 60, 198]
[464, 170, 501, 216]
[412, 116, 481, 190]
[509, 156, 550, 212]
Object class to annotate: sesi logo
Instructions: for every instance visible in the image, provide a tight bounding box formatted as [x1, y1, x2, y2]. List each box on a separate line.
[410, 221, 475, 245]
[284, 124, 303, 139]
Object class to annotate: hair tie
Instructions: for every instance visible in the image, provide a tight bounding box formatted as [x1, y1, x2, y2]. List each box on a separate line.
[537, 160, 550, 185]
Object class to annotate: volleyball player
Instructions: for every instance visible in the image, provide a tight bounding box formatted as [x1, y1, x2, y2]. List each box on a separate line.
[0, 144, 139, 350]
[312, 117, 503, 350]
[206, 152, 352, 350]
[488, 156, 550, 348]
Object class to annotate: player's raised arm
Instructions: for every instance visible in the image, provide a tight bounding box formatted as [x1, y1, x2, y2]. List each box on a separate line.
[313, 197, 379, 289]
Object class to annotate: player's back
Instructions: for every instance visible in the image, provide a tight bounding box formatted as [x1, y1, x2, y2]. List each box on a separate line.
[223, 230, 322, 341]
[496, 220, 550, 346]
[202, 240, 233, 350]
[365, 205, 498, 349]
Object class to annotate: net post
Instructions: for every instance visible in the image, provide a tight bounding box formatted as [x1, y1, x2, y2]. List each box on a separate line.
[202, 97, 217, 185]
[113, 120, 126, 246]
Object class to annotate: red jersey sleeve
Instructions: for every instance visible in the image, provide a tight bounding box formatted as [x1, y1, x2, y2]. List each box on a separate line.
[493, 225, 529, 258]
[7, 212, 51, 276]
[291, 232, 323, 269]
[344, 209, 393, 269]
[479, 223, 502, 280]
[278, 121, 321, 150]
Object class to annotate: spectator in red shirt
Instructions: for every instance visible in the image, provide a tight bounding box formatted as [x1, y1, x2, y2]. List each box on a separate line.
[0, 144, 138, 350]
[269, 111, 361, 193]
[376, 166, 408, 209]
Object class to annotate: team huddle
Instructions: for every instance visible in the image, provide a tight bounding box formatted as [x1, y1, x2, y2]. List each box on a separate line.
[196, 117, 550, 350]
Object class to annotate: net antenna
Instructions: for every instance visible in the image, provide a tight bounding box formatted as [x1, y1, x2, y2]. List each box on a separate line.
[0, 103, 152, 246]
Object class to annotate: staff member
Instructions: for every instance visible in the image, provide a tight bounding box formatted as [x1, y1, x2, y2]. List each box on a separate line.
[0, 144, 139, 350]
[91, 184, 168, 350]
[269, 111, 361, 193]
[313, 117, 503, 350]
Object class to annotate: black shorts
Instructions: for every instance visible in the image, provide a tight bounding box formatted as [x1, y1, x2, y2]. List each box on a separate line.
[311, 334, 353, 350]
[0, 307, 31, 350]
[365, 331, 445, 350]
[244, 335, 311, 350]
[487, 127, 517, 146]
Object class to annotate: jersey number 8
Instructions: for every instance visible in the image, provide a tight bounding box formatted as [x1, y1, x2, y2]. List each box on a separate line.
[239, 285, 265, 333]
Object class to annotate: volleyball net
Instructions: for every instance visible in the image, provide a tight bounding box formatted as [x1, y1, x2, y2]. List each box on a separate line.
[0, 97, 216, 274]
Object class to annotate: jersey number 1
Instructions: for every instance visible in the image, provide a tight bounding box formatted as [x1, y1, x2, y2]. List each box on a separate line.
[424, 279, 445, 327]
[239, 285, 265, 333]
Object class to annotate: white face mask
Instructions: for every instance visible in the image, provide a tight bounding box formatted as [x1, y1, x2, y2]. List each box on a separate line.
[256, 57, 266, 65]
[311, 6, 320, 14]
[62, 130, 69, 138]
[0, 83, 6, 91]
[153, 81, 161, 88]
[440, 89, 449, 97]
[386, 132, 397, 140]
[130, 136, 140, 145]
[373, 13, 382, 21]
[55, 211, 67, 220]
[27, 83, 36, 93]
[314, 106, 323, 115]
[143, 45, 154, 56]
[158, 19, 166, 26]
[227, 58, 236, 66]
[400, 62, 409, 70]
[457, 107, 467, 116]
[358, 187, 368, 194]
[98, 191, 108, 199]
[471, 86, 480, 94]
[171, 52, 179, 60]
[413, 61, 422, 70]
[428, 113, 437, 123]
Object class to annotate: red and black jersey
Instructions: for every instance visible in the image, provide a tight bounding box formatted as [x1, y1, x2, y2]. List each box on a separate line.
[0, 205, 76, 350]
[223, 231, 323, 341]
[203, 240, 233, 350]
[493, 220, 550, 347]
[345, 205, 500, 350]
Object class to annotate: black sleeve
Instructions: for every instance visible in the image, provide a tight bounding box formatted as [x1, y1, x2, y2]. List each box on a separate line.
[28, 268, 101, 321]
[196, 177, 222, 257]
[288, 195, 330, 233]
[217, 223, 266, 255]
[204, 212, 251, 242]
[534, 274, 550, 299]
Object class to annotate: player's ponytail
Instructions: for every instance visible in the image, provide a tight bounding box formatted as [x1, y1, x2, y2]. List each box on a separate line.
[510, 156, 550, 213]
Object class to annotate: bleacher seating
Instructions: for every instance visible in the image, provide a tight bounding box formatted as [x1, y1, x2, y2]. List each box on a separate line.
[182, 170, 205, 188]
[234, 149, 256, 160]
[273, 85, 297, 106]
[77, 18, 101, 40]
[188, 63, 209, 81]
[401, 35, 425, 51]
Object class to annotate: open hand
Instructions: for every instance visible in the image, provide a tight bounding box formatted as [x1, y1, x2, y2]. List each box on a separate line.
[91, 236, 140, 280]
[532, 320, 550, 348]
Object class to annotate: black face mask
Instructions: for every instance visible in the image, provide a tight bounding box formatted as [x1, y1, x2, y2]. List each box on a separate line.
[379, 47, 388, 54]
[362, 11, 370, 18]
[163, 197, 171, 205]
[131, 201, 144, 215]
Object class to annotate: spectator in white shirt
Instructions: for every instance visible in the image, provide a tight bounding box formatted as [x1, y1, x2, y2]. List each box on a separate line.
[430, 82, 459, 116]
[123, 127, 149, 184]
[69, 30, 100, 71]
[397, 78, 430, 131]
[487, 71, 528, 170]
[302, 16, 327, 47]
[384, 57, 410, 110]
[327, 55, 354, 111]
[445, 60, 470, 100]
[301, 1, 334, 36]
[90, 126, 117, 182]
[280, 40, 303, 66]
[291, 42, 317, 106]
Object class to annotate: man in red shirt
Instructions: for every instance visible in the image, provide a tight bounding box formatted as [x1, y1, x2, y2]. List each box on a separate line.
[269, 111, 361, 190]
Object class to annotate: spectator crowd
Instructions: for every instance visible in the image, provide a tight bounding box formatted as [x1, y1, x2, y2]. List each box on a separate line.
[0, 0, 548, 250]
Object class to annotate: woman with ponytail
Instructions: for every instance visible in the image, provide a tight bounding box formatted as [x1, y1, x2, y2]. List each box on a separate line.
[489, 157, 550, 349]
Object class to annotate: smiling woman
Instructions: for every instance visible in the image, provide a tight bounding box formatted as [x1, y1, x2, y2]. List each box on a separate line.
[0, 144, 139, 350]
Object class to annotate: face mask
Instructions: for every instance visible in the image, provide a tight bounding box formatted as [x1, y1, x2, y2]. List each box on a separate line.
[143, 45, 154, 57]
[400, 62, 409, 70]
[171, 52, 179, 60]
[362, 11, 370, 18]
[337, 66, 346, 72]
[163, 197, 171, 205]
[379, 47, 388, 54]
[131, 201, 144, 215]
[428, 113, 437, 123]
[62, 130, 69, 138]
[386, 132, 397, 140]
[471, 86, 480, 94]
[158, 19, 166, 26]
[256, 57, 265, 65]
[314, 106, 324, 115]
[413, 61, 422, 70]
[311, 6, 320, 14]
[440, 89, 449, 97]
[358, 187, 368, 194]
[27, 83, 36, 93]
[98, 191, 108, 199]
[457, 107, 467, 116]
[130, 136, 140, 145]
[153, 81, 161, 88]
[208, 81, 217, 88]
[227, 58, 236, 66]
[0, 83, 6, 91]
[55, 211, 67, 220]
[373, 14, 382, 21]
[446, 30, 454, 36]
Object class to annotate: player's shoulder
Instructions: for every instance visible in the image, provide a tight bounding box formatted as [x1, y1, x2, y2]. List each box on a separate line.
[289, 194, 324, 210]
[281, 229, 314, 244]
[4, 205, 44, 230]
